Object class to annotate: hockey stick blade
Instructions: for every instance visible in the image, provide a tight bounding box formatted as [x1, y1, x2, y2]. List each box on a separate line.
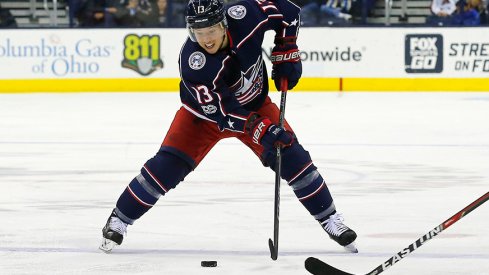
[269, 238, 277, 260]
[305, 191, 489, 275]
[306, 257, 353, 275]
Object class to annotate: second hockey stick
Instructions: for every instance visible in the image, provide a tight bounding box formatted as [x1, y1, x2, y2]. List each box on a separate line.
[305, 191, 489, 274]
[268, 78, 288, 261]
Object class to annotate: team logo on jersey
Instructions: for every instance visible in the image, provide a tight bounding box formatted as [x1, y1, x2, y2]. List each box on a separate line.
[201, 104, 217, 114]
[230, 56, 264, 105]
[121, 34, 163, 76]
[189, 51, 206, 70]
[228, 5, 246, 19]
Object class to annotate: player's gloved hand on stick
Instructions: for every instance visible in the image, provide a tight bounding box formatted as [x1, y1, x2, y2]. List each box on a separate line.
[246, 114, 293, 151]
[271, 36, 302, 91]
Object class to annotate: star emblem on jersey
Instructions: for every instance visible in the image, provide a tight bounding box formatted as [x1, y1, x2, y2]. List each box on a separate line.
[189, 51, 206, 70]
[228, 5, 247, 19]
[290, 18, 298, 26]
[227, 119, 235, 129]
[230, 56, 264, 105]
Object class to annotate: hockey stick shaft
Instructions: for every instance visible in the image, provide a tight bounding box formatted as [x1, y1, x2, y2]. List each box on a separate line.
[269, 78, 288, 261]
[306, 191, 489, 275]
[366, 191, 489, 275]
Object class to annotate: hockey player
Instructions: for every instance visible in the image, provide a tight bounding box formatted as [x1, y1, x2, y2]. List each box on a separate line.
[100, 0, 357, 253]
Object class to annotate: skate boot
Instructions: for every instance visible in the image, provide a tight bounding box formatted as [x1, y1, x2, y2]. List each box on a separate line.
[99, 209, 128, 253]
[320, 212, 358, 253]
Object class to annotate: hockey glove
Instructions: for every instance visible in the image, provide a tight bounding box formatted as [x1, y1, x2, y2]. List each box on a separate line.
[271, 36, 302, 91]
[246, 114, 293, 151]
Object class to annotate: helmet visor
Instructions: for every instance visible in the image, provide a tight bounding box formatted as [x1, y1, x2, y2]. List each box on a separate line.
[190, 22, 225, 43]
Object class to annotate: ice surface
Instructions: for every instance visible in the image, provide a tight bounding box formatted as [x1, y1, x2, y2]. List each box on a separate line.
[0, 92, 488, 275]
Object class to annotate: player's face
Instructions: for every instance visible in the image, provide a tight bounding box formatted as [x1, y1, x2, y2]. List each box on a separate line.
[193, 23, 227, 54]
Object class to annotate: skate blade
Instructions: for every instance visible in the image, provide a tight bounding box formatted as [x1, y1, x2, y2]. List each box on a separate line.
[344, 242, 358, 253]
[99, 238, 118, 253]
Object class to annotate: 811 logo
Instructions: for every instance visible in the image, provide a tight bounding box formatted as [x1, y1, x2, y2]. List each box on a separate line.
[122, 34, 163, 76]
[405, 34, 443, 73]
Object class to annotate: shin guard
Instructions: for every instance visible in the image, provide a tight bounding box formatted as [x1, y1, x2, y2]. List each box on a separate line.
[289, 170, 336, 221]
[271, 142, 336, 220]
[115, 149, 192, 224]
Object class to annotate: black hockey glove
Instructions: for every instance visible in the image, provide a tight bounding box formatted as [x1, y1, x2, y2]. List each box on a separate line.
[246, 113, 293, 152]
[271, 36, 302, 91]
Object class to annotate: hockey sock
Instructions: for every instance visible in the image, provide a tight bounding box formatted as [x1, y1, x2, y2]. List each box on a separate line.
[115, 175, 161, 224]
[289, 169, 336, 221]
[114, 149, 193, 225]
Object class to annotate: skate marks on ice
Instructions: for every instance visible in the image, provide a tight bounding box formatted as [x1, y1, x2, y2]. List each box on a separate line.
[311, 155, 485, 195]
[0, 246, 486, 260]
[1, 93, 488, 274]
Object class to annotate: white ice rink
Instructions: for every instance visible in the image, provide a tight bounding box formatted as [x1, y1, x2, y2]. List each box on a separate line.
[0, 91, 488, 275]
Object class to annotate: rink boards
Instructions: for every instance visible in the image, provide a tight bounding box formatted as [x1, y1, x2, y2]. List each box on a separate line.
[1, 27, 488, 92]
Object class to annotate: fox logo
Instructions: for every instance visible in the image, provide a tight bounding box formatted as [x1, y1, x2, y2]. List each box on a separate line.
[405, 34, 443, 73]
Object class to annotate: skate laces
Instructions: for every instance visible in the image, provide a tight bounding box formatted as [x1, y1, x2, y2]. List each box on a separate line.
[321, 213, 349, 237]
[109, 216, 127, 235]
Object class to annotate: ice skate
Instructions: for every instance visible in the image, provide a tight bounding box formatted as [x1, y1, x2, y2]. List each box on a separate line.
[321, 212, 358, 253]
[99, 209, 127, 253]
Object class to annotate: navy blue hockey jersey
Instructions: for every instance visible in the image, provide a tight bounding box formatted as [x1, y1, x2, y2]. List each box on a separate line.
[179, 0, 300, 133]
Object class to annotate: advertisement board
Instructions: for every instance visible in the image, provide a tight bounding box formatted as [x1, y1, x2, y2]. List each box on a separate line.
[1, 28, 488, 92]
[0, 29, 183, 79]
[297, 28, 489, 78]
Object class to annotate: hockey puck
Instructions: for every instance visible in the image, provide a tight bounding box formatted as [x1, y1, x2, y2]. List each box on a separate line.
[201, 261, 217, 267]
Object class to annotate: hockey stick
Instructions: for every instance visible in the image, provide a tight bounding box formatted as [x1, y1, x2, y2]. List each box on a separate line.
[305, 191, 489, 275]
[268, 78, 288, 261]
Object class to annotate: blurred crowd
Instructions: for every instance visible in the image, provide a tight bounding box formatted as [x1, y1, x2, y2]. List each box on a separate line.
[68, 0, 186, 27]
[0, 0, 488, 28]
[0, 3, 18, 28]
[426, 0, 487, 26]
[296, 0, 488, 26]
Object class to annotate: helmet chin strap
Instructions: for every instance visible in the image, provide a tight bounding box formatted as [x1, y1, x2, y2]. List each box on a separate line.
[219, 25, 229, 50]
[219, 34, 226, 50]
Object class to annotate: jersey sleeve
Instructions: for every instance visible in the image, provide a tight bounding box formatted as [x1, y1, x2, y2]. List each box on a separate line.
[179, 47, 252, 133]
[252, 0, 301, 39]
